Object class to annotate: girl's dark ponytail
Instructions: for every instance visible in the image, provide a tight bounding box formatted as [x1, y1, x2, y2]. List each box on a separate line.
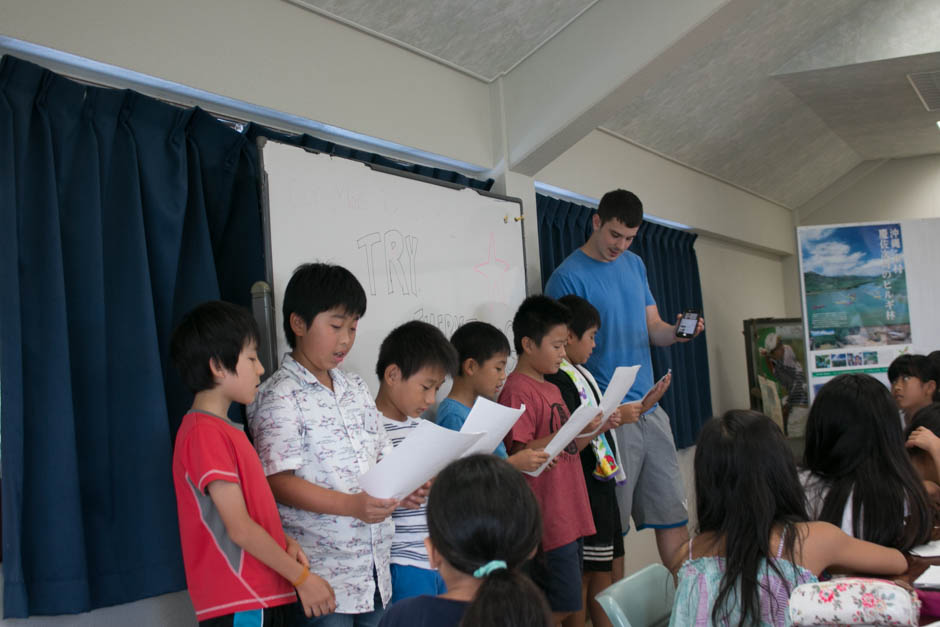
[459, 568, 551, 627]
[427, 455, 549, 627]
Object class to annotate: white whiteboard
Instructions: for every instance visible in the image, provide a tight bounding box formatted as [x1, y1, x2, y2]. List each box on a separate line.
[260, 140, 527, 395]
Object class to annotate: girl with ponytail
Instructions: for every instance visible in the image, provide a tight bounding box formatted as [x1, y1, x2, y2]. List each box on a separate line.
[378, 454, 551, 627]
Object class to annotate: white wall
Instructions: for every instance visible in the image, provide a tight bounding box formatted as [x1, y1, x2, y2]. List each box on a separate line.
[696, 237, 788, 412]
[0, 0, 493, 168]
[800, 155, 940, 226]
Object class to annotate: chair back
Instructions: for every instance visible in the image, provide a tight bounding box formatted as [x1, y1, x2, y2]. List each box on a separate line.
[595, 563, 676, 627]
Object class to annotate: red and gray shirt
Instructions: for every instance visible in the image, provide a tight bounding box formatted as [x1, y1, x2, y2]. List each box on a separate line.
[172, 411, 296, 621]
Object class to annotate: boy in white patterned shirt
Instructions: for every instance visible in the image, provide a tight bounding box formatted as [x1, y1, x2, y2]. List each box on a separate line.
[248, 263, 424, 627]
[373, 320, 458, 604]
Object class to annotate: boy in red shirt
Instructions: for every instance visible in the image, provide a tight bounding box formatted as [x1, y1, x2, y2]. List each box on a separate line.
[499, 296, 606, 624]
[170, 301, 334, 626]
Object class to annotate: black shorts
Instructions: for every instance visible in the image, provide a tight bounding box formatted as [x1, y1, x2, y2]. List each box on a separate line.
[526, 539, 584, 613]
[581, 436, 625, 572]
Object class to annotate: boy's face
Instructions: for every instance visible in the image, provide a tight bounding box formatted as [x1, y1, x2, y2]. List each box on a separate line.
[388, 364, 448, 418]
[892, 374, 935, 415]
[291, 307, 358, 377]
[565, 325, 598, 366]
[523, 324, 568, 375]
[468, 351, 509, 401]
[219, 340, 265, 405]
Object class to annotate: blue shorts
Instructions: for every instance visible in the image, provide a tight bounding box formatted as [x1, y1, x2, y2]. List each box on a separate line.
[389, 564, 446, 605]
[526, 539, 584, 613]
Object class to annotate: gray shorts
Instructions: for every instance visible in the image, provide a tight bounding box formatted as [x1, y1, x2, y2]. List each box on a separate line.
[613, 405, 688, 532]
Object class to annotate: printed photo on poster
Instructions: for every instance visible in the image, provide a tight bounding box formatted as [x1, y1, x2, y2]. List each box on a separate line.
[800, 223, 910, 349]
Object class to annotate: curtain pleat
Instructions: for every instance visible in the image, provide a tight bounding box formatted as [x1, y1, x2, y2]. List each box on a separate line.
[536, 194, 712, 448]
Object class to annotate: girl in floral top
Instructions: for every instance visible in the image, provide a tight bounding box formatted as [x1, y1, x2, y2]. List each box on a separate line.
[667, 410, 907, 627]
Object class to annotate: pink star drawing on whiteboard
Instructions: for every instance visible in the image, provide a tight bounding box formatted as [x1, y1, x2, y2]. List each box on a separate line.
[475, 233, 510, 280]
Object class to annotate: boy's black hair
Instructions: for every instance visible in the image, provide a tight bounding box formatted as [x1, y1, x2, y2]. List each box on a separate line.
[450, 321, 511, 376]
[596, 189, 643, 228]
[170, 300, 260, 394]
[888, 354, 936, 385]
[511, 295, 572, 353]
[375, 320, 459, 381]
[557, 294, 601, 339]
[282, 263, 367, 349]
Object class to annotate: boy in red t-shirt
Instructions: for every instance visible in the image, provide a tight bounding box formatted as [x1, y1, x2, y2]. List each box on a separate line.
[499, 295, 608, 624]
[170, 301, 334, 626]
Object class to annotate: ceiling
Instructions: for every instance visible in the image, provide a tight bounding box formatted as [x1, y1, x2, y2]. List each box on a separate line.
[288, 0, 940, 210]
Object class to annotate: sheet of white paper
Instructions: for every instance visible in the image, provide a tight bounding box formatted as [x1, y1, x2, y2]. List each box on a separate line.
[459, 397, 526, 457]
[359, 420, 484, 499]
[600, 366, 641, 416]
[910, 539, 940, 557]
[523, 403, 601, 477]
[580, 365, 641, 438]
[915, 565, 940, 589]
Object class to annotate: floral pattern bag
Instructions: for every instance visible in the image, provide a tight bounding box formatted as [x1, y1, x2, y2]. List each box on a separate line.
[789, 578, 920, 626]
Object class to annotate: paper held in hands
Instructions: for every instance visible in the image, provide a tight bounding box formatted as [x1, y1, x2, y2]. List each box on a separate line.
[359, 420, 484, 500]
[459, 396, 526, 457]
[523, 365, 640, 477]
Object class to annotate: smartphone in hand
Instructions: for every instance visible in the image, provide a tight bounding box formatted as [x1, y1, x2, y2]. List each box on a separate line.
[675, 309, 700, 338]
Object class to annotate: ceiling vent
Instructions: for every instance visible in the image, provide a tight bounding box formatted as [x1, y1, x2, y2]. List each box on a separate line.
[908, 71, 940, 111]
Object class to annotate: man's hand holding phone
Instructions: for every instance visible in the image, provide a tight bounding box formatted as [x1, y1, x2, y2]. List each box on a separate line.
[675, 309, 704, 341]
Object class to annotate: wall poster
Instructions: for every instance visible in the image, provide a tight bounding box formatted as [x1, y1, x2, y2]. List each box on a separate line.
[797, 219, 940, 401]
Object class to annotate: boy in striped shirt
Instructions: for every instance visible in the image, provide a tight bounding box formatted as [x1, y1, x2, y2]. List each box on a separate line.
[373, 321, 459, 604]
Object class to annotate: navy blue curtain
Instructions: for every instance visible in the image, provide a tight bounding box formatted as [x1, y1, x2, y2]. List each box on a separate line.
[0, 55, 492, 618]
[536, 193, 712, 448]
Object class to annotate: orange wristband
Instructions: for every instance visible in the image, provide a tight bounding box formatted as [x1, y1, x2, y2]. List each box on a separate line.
[292, 567, 309, 588]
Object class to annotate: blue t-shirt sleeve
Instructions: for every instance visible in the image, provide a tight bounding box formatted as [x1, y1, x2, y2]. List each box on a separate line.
[435, 399, 469, 432]
[438, 399, 507, 457]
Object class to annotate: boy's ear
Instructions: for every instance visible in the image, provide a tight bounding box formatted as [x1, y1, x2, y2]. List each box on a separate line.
[520, 336, 537, 355]
[208, 357, 227, 380]
[926, 379, 937, 398]
[383, 363, 402, 384]
[566, 329, 579, 345]
[289, 313, 308, 338]
[462, 357, 478, 377]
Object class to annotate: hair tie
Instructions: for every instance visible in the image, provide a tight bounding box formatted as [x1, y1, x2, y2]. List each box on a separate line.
[473, 560, 507, 578]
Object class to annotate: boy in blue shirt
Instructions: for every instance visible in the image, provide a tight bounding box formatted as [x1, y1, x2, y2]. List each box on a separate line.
[436, 321, 549, 473]
[373, 320, 458, 604]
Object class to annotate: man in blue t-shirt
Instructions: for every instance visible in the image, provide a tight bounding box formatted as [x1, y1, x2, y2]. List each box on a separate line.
[544, 189, 704, 573]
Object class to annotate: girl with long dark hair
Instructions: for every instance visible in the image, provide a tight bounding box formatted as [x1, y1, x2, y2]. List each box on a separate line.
[803, 373, 931, 550]
[668, 410, 906, 626]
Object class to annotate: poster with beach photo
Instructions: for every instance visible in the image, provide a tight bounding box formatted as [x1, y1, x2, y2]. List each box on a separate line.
[795, 219, 940, 402]
[800, 223, 909, 349]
